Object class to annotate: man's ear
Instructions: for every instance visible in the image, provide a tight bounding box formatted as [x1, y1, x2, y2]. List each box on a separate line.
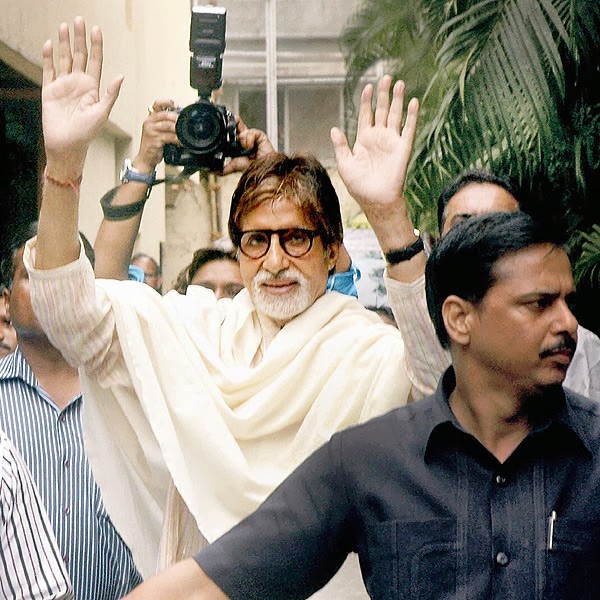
[442, 294, 475, 347]
[2, 288, 10, 322]
[325, 242, 340, 272]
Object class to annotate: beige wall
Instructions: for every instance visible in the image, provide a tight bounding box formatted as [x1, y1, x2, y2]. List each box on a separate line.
[1, 0, 366, 289]
[0, 0, 194, 262]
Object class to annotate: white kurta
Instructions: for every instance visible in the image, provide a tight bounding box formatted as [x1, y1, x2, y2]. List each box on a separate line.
[26, 241, 415, 581]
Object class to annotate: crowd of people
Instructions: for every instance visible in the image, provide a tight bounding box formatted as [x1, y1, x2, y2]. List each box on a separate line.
[0, 15, 599, 600]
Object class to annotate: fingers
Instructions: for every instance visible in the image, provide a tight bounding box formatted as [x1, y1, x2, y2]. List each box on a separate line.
[54, 18, 103, 85]
[357, 75, 417, 137]
[221, 156, 250, 175]
[150, 99, 176, 113]
[374, 75, 393, 127]
[100, 75, 124, 119]
[387, 80, 406, 132]
[87, 25, 103, 85]
[57, 22, 73, 76]
[71, 17, 88, 73]
[330, 126, 351, 166]
[42, 40, 56, 88]
[401, 97, 420, 150]
[356, 83, 374, 135]
[238, 128, 275, 156]
[235, 115, 248, 134]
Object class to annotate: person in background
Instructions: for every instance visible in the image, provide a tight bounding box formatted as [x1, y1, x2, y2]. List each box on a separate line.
[172, 248, 243, 299]
[0, 222, 141, 599]
[130, 252, 162, 292]
[0, 429, 73, 600]
[0, 284, 16, 359]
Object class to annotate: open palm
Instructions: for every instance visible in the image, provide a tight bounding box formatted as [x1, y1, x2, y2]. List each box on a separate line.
[331, 77, 419, 212]
[42, 18, 122, 169]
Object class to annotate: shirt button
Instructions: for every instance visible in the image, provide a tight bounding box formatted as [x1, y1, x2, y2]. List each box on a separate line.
[63, 459, 70, 468]
[495, 474, 507, 485]
[64, 506, 70, 515]
[496, 551, 510, 566]
[58, 414, 66, 423]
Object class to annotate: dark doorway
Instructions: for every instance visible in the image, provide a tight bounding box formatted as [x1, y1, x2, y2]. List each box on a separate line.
[0, 60, 42, 275]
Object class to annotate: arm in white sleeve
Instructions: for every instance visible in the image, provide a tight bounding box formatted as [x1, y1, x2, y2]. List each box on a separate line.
[385, 273, 451, 397]
[24, 237, 128, 387]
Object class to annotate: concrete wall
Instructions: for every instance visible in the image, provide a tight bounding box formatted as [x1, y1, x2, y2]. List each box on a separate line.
[1, 0, 367, 289]
[0, 0, 194, 263]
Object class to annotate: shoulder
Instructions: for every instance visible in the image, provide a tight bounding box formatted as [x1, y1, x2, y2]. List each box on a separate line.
[333, 394, 438, 453]
[565, 388, 600, 415]
[0, 432, 21, 487]
[564, 388, 600, 450]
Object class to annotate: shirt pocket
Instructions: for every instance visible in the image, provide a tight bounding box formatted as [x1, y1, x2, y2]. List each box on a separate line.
[365, 518, 457, 600]
[545, 518, 600, 599]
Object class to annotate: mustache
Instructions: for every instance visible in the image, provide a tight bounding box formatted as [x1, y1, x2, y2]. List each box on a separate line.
[539, 336, 577, 359]
[253, 267, 304, 284]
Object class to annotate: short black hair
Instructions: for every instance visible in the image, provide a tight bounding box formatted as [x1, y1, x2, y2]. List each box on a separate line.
[131, 252, 161, 275]
[425, 211, 568, 348]
[436, 170, 520, 234]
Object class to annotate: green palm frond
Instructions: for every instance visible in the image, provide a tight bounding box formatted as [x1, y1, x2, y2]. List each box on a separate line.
[574, 224, 600, 289]
[407, 0, 569, 219]
[341, 0, 600, 234]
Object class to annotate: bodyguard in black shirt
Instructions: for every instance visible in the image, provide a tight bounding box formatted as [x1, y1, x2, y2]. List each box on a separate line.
[126, 212, 598, 599]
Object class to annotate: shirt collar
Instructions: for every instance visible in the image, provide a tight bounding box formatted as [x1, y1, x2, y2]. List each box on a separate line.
[0, 346, 37, 388]
[555, 391, 595, 456]
[422, 367, 591, 462]
[420, 368, 460, 462]
[0, 346, 82, 413]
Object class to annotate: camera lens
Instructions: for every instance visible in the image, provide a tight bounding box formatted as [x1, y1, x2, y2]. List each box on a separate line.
[176, 101, 223, 151]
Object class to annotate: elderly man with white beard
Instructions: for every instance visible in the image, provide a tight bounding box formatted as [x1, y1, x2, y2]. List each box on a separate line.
[24, 18, 429, 598]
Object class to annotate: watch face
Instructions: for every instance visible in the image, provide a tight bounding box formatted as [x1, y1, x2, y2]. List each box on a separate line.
[120, 159, 133, 183]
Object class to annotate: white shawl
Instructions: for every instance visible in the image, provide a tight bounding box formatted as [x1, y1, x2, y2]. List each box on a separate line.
[28, 253, 412, 579]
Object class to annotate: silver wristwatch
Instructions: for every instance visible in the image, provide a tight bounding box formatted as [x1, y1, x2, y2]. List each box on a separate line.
[119, 158, 156, 196]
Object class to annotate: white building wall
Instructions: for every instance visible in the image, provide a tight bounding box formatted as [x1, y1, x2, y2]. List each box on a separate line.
[1, 0, 368, 288]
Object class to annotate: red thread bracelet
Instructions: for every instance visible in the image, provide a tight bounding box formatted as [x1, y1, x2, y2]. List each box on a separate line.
[44, 167, 83, 194]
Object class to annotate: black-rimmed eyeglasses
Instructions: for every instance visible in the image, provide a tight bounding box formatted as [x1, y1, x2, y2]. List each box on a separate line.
[237, 228, 321, 259]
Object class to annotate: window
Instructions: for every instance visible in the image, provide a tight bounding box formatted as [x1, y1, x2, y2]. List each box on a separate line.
[225, 84, 342, 163]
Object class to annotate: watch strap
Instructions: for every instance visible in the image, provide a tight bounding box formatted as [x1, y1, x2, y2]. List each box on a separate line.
[100, 187, 147, 221]
[384, 236, 424, 264]
[120, 159, 156, 197]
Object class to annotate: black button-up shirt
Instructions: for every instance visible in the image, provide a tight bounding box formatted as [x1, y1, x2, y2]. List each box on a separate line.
[196, 369, 600, 599]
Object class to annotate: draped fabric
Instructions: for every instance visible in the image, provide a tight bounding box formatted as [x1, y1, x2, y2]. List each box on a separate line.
[26, 243, 413, 578]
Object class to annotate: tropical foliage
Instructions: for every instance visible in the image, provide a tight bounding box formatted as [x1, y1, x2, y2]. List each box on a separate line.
[341, 0, 600, 334]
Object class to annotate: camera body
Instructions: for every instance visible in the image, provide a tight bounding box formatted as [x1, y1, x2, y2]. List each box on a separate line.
[164, 5, 245, 172]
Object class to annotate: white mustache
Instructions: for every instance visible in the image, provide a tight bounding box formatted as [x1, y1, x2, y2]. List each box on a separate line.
[253, 267, 304, 285]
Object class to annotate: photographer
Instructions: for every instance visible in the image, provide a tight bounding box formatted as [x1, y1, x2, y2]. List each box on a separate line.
[93, 100, 273, 285]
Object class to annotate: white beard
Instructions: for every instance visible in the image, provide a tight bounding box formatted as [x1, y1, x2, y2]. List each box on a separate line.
[250, 266, 313, 323]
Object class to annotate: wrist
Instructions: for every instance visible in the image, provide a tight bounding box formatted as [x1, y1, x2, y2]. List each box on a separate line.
[120, 159, 156, 198]
[384, 235, 424, 265]
[131, 155, 157, 174]
[44, 156, 85, 183]
[360, 198, 417, 252]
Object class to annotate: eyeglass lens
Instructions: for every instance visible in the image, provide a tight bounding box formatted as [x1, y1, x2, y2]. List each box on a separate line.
[239, 229, 317, 258]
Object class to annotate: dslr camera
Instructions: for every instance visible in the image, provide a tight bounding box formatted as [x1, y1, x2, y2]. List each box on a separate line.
[163, 5, 246, 173]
